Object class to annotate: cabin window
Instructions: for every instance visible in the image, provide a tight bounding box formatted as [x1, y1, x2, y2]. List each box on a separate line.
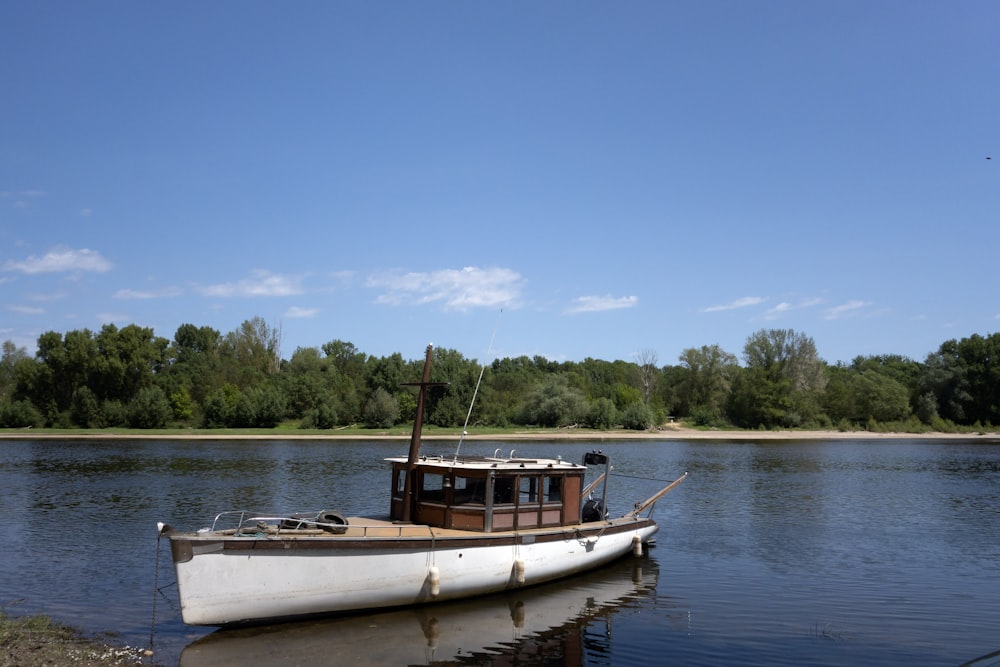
[394, 468, 406, 496]
[545, 476, 562, 502]
[520, 476, 539, 503]
[453, 475, 486, 505]
[420, 472, 445, 502]
[493, 477, 515, 505]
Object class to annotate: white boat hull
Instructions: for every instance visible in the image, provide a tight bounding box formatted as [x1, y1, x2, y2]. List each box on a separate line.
[170, 518, 658, 626]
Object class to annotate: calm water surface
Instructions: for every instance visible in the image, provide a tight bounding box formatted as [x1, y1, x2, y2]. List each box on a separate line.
[1, 437, 998, 666]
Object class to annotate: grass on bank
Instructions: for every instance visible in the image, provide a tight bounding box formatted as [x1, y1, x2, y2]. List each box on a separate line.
[0, 609, 149, 667]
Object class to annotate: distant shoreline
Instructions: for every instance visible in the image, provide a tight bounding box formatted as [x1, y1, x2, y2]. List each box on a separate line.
[2, 425, 998, 441]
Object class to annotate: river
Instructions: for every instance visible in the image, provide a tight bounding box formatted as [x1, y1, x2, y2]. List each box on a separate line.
[1, 437, 997, 666]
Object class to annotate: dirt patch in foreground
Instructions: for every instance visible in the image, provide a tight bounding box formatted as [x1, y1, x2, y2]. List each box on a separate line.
[0, 612, 154, 667]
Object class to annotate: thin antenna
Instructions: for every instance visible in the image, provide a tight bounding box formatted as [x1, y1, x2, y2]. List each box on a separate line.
[454, 309, 502, 460]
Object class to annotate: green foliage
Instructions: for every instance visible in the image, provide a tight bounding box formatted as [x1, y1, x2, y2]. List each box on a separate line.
[584, 397, 618, 430]
[301, 402, 339, 429]
[203, 383, 241, 428]
[102, 399, 127, 427]
[4, 323, 999, 434]
[612, 383, 642, 411]
[0, 399, 43, 428]
[72, 386, 103, 428]
[728, 329, 826, 429]
[688, 405, 725, 428]
[620, 401, 654, 430]
[128, 386, 172, 428]
[824, 364, 911, 425]
[676, 344, 738, 417]
[169, 386, 196, 421]
[518, 375, 587, 427]
[363, 387, 400, 428]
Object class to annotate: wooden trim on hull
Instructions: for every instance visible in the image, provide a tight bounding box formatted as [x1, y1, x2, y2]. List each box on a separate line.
[170, 518, 657, 562]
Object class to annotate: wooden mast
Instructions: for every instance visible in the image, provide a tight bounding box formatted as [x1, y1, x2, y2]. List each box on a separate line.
[399, 344, 446, 522]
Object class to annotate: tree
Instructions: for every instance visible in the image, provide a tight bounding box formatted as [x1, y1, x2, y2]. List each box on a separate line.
[951, 333, 1000, 425]
[824, 365, 911, 425]
[363, 387, 400, 428]
[634, 349, 659, 404]
[729, 329, 827, 428]
[128, 386, 173, 428]
[162, 324, 223, 407]
[517, 375, 587, 427]
[221, 317, 283, 386]
[93, 324, 168, 402]
[676, 344, 738, 419]
[620, 401, 654, 430]
[918, 345, 971, 424]
[1, 340, 29, 399]
[584, 397, 617, 429]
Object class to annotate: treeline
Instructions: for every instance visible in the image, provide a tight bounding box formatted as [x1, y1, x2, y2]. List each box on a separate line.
[1, 317, 998, 432]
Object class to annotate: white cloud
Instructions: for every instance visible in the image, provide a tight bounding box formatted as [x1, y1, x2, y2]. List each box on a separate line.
[764, 297, 824, 320]
[701, 296, 765, 313]
[114, 287, 182, 300]
[3, 247, 112, 274]
[27, 290, 68, 302]
[368, 266, 523, 311]
[7, 304, 45, 315]
[764, 302, 792, 320]
[566, 294, 638, 314]
[285, 306, 319, 318]
[199, 270, 304, 298]
[825, 300, 873, 320]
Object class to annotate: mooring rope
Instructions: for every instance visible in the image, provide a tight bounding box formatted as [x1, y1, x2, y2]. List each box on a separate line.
[610, 472, 676, 483]
[148, 531, 161, 655]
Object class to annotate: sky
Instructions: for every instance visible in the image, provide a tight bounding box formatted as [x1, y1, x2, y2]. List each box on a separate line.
[2, 2, 998, 368]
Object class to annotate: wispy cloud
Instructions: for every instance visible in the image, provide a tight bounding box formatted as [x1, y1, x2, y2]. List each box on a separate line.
[26, 290, 68, 302]
[97, 312, 132, 325]
[4, 190, 45, 209]
[701, 296, 765, 313]
[565, 294, 638, 314]
[825, 300, 873, 320]
[3, 247, 112, 274]
[764, 302, 792, 320]
[7, 304, 45, 315]
[369, 266, 523, 311]
[764, 297, 824, 320]
[285, 306, 319, 318]
[114, 286, 183, 300]
[199, 270, 304, 298]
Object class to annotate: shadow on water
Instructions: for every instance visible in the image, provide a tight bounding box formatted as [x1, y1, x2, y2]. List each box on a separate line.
[177, 556, 665, 667]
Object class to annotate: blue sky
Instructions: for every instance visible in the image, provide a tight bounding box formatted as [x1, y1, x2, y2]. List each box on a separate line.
[2, 2, 998, 367]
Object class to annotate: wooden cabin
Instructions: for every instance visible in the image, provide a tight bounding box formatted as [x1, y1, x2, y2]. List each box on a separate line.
[387, 454, 590, 532]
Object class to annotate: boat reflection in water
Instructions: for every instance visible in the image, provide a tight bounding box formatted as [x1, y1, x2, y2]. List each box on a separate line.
[180, 555, 661, 667]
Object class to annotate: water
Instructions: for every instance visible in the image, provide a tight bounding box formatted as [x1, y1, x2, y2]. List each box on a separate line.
[1, 437, 998, 666]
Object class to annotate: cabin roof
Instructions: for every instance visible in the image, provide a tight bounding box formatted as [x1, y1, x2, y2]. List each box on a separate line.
[385, 454, 586, 473]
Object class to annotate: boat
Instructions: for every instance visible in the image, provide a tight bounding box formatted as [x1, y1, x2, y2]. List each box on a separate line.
[159, 344, 687, 626]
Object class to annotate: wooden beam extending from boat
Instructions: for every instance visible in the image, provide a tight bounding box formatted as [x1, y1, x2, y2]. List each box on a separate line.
[626, 472, 688, 518]
[581, 471, 607, 499]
